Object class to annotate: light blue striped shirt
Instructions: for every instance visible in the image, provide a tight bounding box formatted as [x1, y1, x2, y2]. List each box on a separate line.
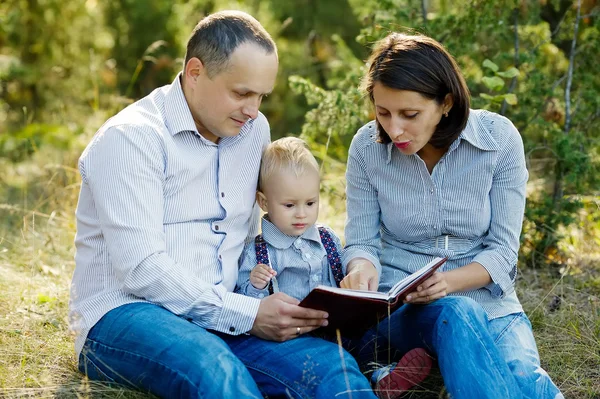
[343, 109, 527, 319]
[236, 217, 343, 301]
[70, 73, 269, 357]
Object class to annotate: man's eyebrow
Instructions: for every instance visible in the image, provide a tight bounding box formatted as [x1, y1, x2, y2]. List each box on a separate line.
[238, 88, 273, 96]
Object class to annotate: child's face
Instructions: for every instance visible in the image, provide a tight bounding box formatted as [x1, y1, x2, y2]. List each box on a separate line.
[257, 167, 320, 237]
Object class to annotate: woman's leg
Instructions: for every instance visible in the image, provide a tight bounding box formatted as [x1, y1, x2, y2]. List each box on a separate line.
[367, 296, 524, 399]
[79, 302, 263, 398]
[488, 312, 564, 399]
[221, 333, 378, 399]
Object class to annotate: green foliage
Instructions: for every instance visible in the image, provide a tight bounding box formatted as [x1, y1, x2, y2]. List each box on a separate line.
[0, 123, 79, 163]
[103, 0, 182, 98]
[0, 0, 598, 270]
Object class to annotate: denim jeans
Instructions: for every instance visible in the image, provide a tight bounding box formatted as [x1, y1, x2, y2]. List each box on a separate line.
[487, 312, 564, 399]
[356, 296, 562, 399]
[78, 302, 377, 399]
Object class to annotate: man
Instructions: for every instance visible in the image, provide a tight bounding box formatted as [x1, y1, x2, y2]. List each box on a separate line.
[70, 10, 377, 399]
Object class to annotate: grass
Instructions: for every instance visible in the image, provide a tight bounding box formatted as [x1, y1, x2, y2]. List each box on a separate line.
[0, 150, 599, 398]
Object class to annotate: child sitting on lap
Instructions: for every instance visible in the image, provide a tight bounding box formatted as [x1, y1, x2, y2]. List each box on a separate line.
[236, 137, 431, 399]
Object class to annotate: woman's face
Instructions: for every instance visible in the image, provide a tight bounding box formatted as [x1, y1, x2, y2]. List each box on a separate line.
[372, 82, 452, 155]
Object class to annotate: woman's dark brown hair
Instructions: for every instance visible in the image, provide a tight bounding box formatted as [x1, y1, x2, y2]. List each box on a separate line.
[362, 33, 470, 147]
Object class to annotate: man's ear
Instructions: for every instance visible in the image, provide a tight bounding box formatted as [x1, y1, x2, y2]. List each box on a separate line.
[184, 57, 204, 86]
[256, 191, 268, 212]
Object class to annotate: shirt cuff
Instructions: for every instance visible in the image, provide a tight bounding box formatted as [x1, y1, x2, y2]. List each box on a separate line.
[215, 292, 261, 335]
[244, 283, 270, 299]
[342, 248, 382, 277]
[472, 251, 517, 299]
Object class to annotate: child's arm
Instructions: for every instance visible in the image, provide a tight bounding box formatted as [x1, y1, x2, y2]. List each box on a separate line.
[236, 241, 272, 298]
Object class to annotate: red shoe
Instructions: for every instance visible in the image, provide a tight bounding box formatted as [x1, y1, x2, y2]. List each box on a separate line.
[374, 348, 433, 399]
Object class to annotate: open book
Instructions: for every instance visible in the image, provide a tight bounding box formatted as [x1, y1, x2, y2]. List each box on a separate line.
[299, 256, 447, 337]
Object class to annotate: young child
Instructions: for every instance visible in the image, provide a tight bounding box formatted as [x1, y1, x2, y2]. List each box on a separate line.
[235, 137, 431, 399]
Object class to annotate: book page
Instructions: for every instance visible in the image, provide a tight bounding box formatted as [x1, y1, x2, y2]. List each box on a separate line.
[311, 285, 391, 300]
[388, 257, 446, 297]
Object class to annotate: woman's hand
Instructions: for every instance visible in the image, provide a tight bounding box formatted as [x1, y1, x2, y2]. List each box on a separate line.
[404, 272, 448, 304]
[340, 258, 379, 291]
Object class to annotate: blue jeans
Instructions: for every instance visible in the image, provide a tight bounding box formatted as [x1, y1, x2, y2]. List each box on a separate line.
[487, 312, 564, 399]
[78, 302, 377, 399]
[356, 296, 562, 399]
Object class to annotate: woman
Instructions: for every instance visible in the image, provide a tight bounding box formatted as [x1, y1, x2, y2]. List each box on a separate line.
[341, 33, 563, 399]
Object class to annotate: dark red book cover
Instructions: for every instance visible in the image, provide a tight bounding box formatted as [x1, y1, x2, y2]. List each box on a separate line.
[299, 257, 447, 337]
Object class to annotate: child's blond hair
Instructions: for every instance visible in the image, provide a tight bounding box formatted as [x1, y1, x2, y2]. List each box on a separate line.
[259, 137, 320, 191]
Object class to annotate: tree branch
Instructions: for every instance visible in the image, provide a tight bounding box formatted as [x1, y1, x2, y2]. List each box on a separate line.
[565, 0, 582, 134]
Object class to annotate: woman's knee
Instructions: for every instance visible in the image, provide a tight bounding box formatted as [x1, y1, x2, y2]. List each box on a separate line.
[436, 296, 487, 325]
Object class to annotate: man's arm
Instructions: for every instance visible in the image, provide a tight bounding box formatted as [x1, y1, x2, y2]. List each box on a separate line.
[81, 125, 260, 334]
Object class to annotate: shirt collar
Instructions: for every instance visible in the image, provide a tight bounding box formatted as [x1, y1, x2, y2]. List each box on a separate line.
[385, 110, 499, 163]
[261, 216, 322, 249]
[455, 110, 500, 151]
[164, 72, 199, 137]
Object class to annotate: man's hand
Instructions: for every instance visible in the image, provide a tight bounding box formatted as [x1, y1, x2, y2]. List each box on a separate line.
[250, 263, 276, 289]
[404, 272, 448, 304]
[340, 258, 379, 291]
[249, 292, 328, 341]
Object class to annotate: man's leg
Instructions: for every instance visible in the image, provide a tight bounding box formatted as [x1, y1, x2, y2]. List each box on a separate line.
[488, 312, 564, 399]
[364, 296, 524, 399]
[221, 333, 378, 399]
[79, 302, 263, 399]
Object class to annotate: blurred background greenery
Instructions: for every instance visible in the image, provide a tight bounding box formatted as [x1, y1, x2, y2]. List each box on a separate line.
[2, 0, 599, 268]
[0, 0, 599, 397]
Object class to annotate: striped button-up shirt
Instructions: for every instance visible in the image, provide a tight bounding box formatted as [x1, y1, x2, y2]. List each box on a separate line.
[343, 109, 527, 319]
[236, 217, 343, 301]
[70, 74, 269, 357]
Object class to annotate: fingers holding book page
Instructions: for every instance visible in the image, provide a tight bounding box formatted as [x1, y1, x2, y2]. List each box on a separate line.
[404, 272, 448, 304]
[340, 258, 379, 291]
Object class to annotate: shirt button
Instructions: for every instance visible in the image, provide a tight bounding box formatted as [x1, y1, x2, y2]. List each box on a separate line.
[305, 253, 312, 259]
[218, 255, 222, 260]
[433, 225, 437, 229]
[214, 225, 219, 231]
[258, 293, 264, 298]
[229, 326, 235, 332]
[312, 274, 320, 282]
[430, 188, 434, 194]
[221, 192, 225, 198]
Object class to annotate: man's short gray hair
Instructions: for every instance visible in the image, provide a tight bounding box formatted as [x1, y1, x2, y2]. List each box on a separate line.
[185, 10, 277, 78]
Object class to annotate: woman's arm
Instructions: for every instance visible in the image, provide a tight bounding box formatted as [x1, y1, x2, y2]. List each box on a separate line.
[341, 130, 382, 291]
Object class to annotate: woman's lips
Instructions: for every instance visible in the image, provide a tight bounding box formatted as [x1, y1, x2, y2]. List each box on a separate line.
[394, 141, 411, 149]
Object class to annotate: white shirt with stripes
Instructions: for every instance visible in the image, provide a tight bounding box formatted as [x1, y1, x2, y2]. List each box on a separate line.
[70, 74, 269, 357]
[343, 109, 527, 319]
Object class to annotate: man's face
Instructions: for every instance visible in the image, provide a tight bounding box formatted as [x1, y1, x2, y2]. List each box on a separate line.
[184, 42, 278, 143]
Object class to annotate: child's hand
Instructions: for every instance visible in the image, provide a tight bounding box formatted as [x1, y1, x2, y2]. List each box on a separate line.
[250, 263, 277, 290]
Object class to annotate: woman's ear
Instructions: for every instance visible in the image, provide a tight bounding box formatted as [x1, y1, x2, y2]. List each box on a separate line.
[256, 191, 268, 212]
[443, 93, 454, 114]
